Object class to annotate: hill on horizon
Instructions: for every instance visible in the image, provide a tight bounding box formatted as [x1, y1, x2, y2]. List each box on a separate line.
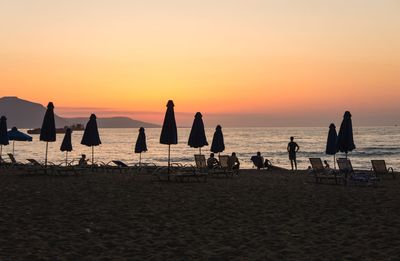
[0, 96, 160, 128]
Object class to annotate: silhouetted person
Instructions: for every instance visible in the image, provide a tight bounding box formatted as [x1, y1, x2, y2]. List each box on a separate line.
[323, 160, 330, 169]
[251, 151, 264, 170]
[207, 153, 219, 169]
[79, 154, 88, 166]
[228, 152, 240, 170]
[287, 137, 299, 170]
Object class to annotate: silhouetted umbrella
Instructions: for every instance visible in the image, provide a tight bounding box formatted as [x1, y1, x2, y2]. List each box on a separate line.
[210, 125, 225, 155]
[8, 127, 32, 155]
[326, 123, 338, 169]
[336, 111, 356, 158]
[81, 114, 101, 164]
[135, 127, 147, 165]
[40, 102, 56, 167]
[160, 100, 178, 173]
[0, 116, 9, 158]
[188, 112, 208, 154]
[60, 128, 73, 165]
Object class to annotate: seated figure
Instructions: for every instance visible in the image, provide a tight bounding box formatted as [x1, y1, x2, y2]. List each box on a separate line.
[79, 154, 88, 166]
[207, 153, 219, 169]
[228, 152, 240, 170]
[251, 152, 264, 170]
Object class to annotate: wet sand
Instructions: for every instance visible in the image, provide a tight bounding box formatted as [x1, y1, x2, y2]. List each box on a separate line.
[0, 168, 399, 260]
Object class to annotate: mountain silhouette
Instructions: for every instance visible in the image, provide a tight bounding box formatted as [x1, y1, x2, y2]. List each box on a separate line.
[64, 117, 159, 128]
[0, 96, 68, 128]
[0, 96, 159, 128]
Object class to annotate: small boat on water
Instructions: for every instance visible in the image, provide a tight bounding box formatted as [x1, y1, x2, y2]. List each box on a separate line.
[27, 124, 84, 134]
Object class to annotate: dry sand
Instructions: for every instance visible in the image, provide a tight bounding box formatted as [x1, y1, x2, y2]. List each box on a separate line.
[0, 168, 399, 260]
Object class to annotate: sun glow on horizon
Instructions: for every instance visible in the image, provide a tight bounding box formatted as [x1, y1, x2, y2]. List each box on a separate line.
[1, 1, 400, 126]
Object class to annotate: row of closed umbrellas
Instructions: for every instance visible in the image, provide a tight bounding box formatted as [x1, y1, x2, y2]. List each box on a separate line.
[1, 100, 355, 169]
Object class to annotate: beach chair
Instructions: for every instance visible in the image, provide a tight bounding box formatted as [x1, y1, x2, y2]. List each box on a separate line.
[337, 158, 378, 186]
[309, 158, 340, 184]
[194, 154, 207, 169]
[7, 153, 26, 169]
[153, 162, 207, 182]
[371, 160, 395, 179]
[0, 156, 11, 169]
[103, 160, 136, 173]
[26, 158, 54, 174]
[194, 154, 227, 177]
[217, 155, 235, 177]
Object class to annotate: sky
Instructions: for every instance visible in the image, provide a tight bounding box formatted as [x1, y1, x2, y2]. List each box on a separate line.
[1, 0, 399, 126]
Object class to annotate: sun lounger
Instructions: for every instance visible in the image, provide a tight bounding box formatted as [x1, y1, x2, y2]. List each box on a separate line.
[194, 154, 219, 176]
[0, 156, 11, 169]
[217, 155, 236, 177]
[7, 153, 25, 169]
[102, 160, 136, 173]
[309, 158, 340, 184]
[371, 160, 395, 179]
[337, 158, 378, 186]
[153, 163, 207, 182]
[26, 158, 55, 174]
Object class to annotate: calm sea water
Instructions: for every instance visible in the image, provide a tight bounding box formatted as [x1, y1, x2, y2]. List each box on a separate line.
[2, 127, 399, 170]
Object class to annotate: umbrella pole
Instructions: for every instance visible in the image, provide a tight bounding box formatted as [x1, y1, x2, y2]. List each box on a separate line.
[139, 152, 142, 166]
[13, 141, 15, 155]
[0, 145, 2, 159]
[168, 145, 171, 175]
[334, 154, 336, 170]
[199, 147, 201, 155]
[92, 146, 94, 165]
[66, 151, 68, 166]
[45, 141, 48, 167]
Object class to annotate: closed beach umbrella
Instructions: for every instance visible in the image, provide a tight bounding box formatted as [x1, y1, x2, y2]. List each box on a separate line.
[8, 127, 32, 155]
[135, 127, 147, 165]
[40, 102, 56, 167]
[188, 112, 208, 154]
[336, 111, 356, 158]
[210, 125, 225, 155]
[160, 100, 178, 173]
[326, 123, 337, 169]
[81, 114, 101, 164]
[0, 116, 9, 158]
[60, 128, 73, 165]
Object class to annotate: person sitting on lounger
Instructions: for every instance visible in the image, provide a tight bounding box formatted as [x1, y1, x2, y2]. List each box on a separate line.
[79, 154, 88, 166]
[323, 160, 330, 169]
[251, 152, 264, 170]
[207, 153, 219, 169]
[228, 152, 240, 170]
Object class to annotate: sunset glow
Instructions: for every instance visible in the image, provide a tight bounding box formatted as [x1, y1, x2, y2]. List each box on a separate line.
[1, 1, 399, 126]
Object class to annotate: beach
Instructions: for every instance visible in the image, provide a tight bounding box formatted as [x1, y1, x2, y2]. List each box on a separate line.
[0, 168, 399, 260]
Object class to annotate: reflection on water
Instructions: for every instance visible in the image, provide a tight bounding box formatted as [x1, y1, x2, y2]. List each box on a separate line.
[2, 127, 399, 170]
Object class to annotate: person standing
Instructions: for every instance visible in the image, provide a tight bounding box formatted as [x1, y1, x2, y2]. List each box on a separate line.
[287, 136, 299, 170]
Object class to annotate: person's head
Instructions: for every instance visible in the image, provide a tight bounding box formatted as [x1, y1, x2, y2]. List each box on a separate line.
[290, 136, 294, 141]
[210, 153, 214, 158]
[257, 151, 261, 156]
[81, 154, 86, 159]
[324, 160, 328, 164]
[231, 152, 236, 156]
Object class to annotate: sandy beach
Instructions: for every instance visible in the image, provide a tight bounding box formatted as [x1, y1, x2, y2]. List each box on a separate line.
[0, 168, 399, 260]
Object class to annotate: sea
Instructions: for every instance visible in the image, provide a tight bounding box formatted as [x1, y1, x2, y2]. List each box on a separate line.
[2, 127, 400, 170]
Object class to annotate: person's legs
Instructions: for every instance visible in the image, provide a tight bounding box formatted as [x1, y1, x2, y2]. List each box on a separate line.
[290, 159, 294, 170]
[294, 159, 297, 170]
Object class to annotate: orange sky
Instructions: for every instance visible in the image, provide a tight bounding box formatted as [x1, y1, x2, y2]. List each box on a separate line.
[1, 1, 399, 126]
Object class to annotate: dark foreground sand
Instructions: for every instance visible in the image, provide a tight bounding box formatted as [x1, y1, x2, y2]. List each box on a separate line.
[0, 168, 399, 260]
